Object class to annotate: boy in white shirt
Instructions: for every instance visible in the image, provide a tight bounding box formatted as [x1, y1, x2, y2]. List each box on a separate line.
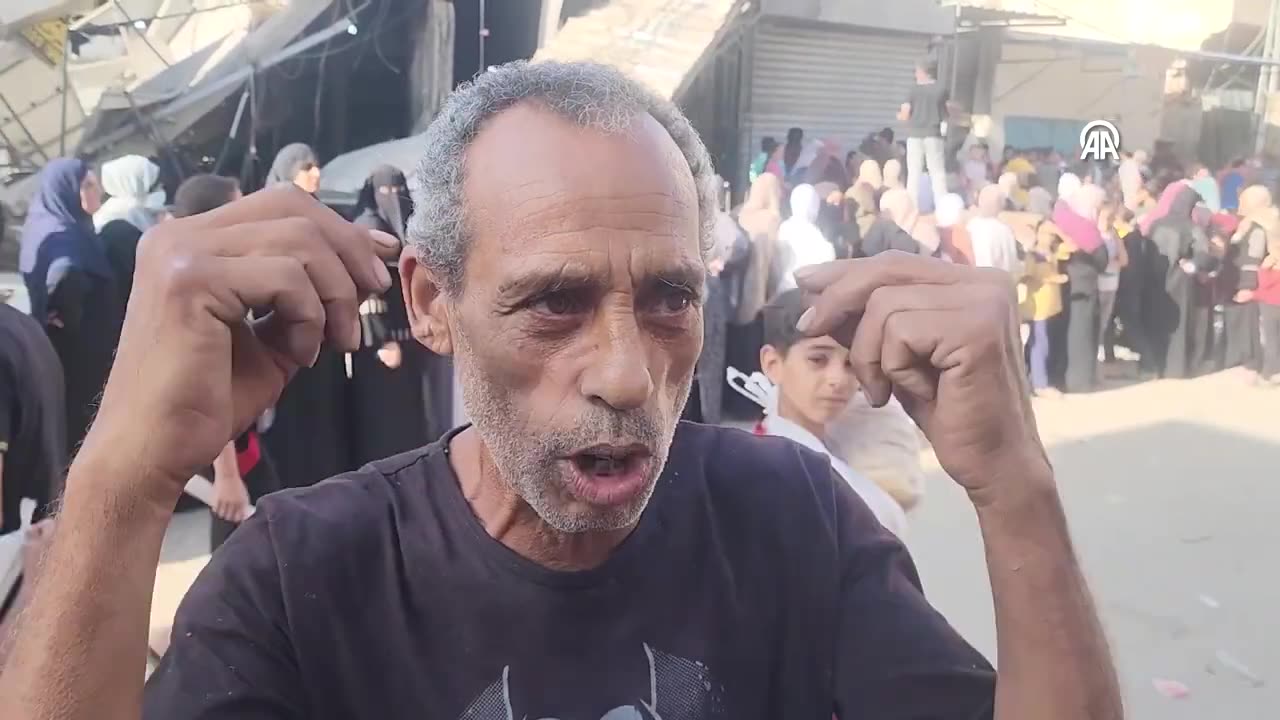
[744, 289, 908, 537]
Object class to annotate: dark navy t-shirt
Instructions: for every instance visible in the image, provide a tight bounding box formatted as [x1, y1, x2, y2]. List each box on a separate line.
[144, 423, 995, 719]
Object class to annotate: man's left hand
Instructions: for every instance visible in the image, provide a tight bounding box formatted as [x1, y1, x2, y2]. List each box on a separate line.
[795, 252, 1050, 507]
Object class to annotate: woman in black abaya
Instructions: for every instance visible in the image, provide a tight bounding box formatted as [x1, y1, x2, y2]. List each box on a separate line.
[1143, 182, 1216, 379]
[258, 144, 354, 488]
[349, 165, 450, 464]
[19, 159, 124, 454]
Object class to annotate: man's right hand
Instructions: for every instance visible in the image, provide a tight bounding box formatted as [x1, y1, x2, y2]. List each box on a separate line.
[79, 186, 399, 508]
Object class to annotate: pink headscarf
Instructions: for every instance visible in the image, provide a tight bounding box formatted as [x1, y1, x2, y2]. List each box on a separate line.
[1052, 196, 1105, 253]
[1138, 180, 1189, 236]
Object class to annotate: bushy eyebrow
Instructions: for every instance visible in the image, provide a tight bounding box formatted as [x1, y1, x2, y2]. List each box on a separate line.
[496, 259, 707, 304]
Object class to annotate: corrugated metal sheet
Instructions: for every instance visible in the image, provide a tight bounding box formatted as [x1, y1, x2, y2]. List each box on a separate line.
[534, 0, 740, 100]
[746, 21, 930, 162]
[0, 0, 323, 177]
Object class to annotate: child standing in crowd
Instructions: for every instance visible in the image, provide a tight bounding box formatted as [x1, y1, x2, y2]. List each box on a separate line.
[1021, 220, 1069, 398]
[736, 289, 907, 537]
[963, 144, 991, 204]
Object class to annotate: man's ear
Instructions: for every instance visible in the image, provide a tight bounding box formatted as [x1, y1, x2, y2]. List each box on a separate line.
[400, 246, 453, 356]
[760, 344, 784, 386]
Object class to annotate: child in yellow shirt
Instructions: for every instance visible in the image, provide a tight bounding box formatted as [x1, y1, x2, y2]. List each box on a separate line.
[1021, 220, 1069, 396]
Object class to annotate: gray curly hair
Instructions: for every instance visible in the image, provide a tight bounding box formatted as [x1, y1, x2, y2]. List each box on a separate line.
[408, 60, 718, 296]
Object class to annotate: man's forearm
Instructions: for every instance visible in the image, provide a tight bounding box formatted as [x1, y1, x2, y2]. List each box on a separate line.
[979, 474, 1122, 720]
[0, 451, 174, 720]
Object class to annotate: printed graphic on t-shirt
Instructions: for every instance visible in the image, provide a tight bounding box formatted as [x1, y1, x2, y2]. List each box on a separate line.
[458, 643, 725, 720]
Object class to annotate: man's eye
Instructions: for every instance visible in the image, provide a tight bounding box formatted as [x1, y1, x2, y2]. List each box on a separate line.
[534, 291, 589, 316]
[654, 288, 694, 314]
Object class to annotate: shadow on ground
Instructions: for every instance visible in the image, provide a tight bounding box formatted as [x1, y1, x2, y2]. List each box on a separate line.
[909, 420, 1280, 719]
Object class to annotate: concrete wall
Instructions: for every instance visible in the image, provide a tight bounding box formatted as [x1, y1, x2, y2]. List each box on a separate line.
[1233, 0, 1270, 27]
[987, 40, 1174, 155]
[761, 0, 953, 36]
[1014, 0, 1238, 53]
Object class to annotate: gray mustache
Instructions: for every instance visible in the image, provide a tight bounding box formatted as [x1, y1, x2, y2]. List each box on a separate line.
[538, 410, 665, 455]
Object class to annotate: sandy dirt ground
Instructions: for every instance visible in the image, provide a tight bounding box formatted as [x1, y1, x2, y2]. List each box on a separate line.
[153, 367, 1279, 715]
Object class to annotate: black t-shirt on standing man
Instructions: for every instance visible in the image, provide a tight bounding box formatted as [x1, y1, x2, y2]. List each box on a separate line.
[0, 303, 67, 533]
[145, 423, 996, 718]
[906, 82, 949, 139]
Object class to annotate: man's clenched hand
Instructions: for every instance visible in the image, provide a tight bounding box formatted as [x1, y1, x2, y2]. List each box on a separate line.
[794, 252, 1050, 507]
[81, 186, 400, 507]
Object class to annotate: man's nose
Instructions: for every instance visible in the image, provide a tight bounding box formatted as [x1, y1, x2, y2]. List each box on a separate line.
[579, 314, 654, 412]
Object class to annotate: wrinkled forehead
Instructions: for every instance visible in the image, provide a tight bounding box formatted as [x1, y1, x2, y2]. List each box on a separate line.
[460, 102, 701, 271]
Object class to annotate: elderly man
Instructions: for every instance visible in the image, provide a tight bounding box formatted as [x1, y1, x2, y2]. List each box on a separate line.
[0, 62, 1121, 719]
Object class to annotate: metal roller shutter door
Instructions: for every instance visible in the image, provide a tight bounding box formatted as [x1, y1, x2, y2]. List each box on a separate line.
[747, 21, 931, 163]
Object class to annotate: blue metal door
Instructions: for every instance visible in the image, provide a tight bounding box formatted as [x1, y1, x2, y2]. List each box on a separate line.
[1003, 116, 1085, 154]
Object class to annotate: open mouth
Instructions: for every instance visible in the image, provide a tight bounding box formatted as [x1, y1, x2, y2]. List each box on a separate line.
[563, 444, 654, 507]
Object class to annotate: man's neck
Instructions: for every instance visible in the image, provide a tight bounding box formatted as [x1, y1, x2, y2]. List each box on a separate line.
[448, 427, 633, 571]
[776, 399, 829, 443]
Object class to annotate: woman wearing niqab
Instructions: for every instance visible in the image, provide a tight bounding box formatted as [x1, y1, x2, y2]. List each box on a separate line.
[1052, 183, 1110, 392]
[346, 165, 448, 464]
[94, 154, 165, 302]
[19, 158, 124, 452]
[258, 143, 353, 488]
[1143, 182, 1215, 379]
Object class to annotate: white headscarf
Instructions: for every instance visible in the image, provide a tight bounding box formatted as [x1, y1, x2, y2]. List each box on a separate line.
[934, 193, 966, 229]
[967, 185, 1021, 275]
[93, 155, 164, 232]
[1057, 172, 1083, 204]
[775, 184, 835, 291]
[1118, 155, 1144, 211]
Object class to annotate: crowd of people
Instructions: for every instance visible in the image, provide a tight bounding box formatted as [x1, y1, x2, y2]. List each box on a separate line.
[677, 58, 1280, 540]
[1, 146, 453, 560]
[712, 130, 1280, 405]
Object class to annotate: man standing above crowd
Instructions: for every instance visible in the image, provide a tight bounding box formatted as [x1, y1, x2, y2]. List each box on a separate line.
[899, 57, 951, 208]
[0, 61, 1120, 719]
